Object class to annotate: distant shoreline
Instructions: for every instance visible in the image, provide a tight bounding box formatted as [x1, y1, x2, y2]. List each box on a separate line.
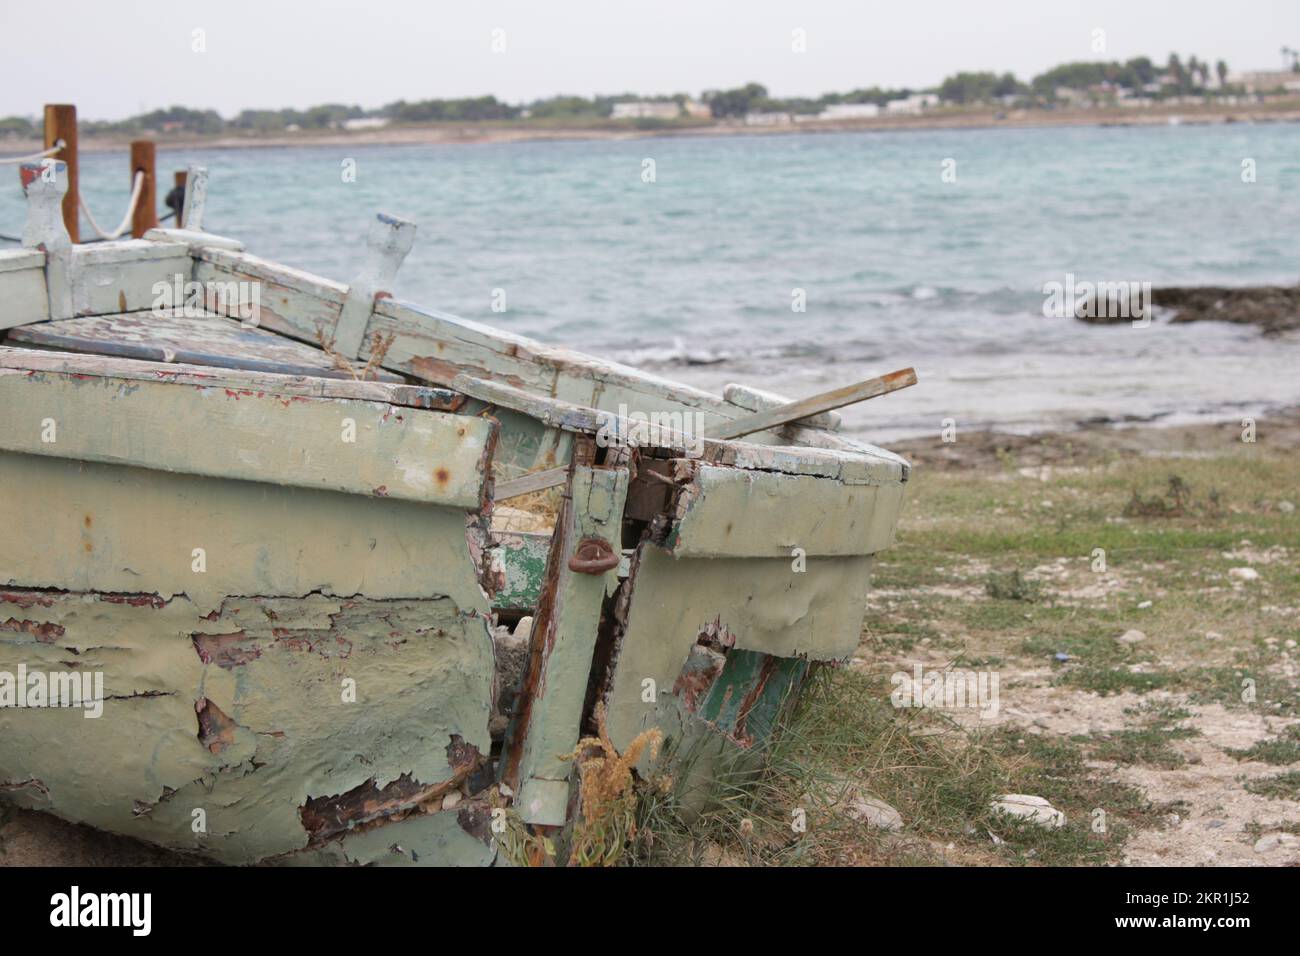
[4, 101, 1299, 155]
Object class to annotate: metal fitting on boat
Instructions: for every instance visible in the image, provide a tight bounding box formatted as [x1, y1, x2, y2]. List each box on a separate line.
[567, 536, 619, 574]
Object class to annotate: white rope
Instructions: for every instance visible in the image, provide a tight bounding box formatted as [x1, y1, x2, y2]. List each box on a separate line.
[78, 170, 145, 241]
[0, 139, 66, 165]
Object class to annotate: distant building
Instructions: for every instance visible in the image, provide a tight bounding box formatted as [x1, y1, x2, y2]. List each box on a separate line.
[682, 99, 712, 119]
[611, 101, 681, 120]
[817, 102, 880, 121]
[1228, 70, 1300, 93]
[884, 93, 938, 116]
[342, 117, 390, 131]
[743, 111, 793, 126]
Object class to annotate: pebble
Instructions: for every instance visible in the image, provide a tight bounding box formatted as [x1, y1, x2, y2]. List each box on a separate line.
[1229, 567, 1260, 582]
[1117, 629, 1147, 645]
[990, 794, 1067, 829]
[1137, 600, 1153, 609]
[1279, 500, 1295, 513]
[1253, 833, 1299, 854]
[847, 796, 904, 831]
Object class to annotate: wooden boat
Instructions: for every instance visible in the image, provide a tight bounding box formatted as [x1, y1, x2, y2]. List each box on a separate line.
[0, 162, 912, 865]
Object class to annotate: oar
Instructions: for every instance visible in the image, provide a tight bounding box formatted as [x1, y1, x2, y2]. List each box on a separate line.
[704, 367, 917, 440]
[493, 367, 917, 500]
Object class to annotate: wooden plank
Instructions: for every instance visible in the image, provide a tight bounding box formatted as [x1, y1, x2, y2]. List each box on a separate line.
[70, 239, 190, 315]
[495, 466, 569, 500]
[44, 104, 77, 243]
[0, 365, 494, 509]
[6, 309, 404, 381]
[504, 462, 629, 825]
[0, 252, 48, 330]
[665, 463, 905, 558]
[723, 382, 841, 431]
[0, 452, 489, 612]
[0, 346, 463, 410]
[705, 368, 917, 440]
[493, 531, 552, 611]
[193, 248, 345, 341]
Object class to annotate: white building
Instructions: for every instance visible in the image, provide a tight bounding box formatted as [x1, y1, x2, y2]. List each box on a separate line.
[611, 101, 681, 120]
[884, 93, 938, 116]
[817, 102, 880, 121]
[1227, 70, 1300, 93]
[342, 117, 391, 131]
[743, 111, 793, 126]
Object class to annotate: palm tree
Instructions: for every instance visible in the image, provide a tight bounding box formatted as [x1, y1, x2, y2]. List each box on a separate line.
[1216, 60, 1229, 87]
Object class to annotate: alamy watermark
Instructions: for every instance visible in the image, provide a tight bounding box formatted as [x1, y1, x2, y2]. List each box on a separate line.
[0, 664, 104, 718]
[890, 663, 1000, 718]
[595, 404, 706, 457]
[152, 273, 262, 324]
[1042, 273, 1152, 327]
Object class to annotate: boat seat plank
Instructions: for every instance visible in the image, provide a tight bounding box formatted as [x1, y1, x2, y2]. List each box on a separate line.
[3, 308, 403, 382]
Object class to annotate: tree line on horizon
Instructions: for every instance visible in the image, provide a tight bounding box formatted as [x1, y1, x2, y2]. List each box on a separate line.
[0, 51, 1292, 138]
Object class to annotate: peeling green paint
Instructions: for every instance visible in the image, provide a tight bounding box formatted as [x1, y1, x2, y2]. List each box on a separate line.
[0, 588, 494, 865]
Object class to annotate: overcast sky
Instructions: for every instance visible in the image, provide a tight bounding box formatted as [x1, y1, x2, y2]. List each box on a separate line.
[2, 0, 1297, 119]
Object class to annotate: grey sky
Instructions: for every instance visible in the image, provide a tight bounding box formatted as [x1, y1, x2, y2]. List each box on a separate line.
[2, 0, 1297, 120]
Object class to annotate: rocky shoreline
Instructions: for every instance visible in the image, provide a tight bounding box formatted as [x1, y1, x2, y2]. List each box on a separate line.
[1155, 284, 1300, 335]
[1074, 284, 1300, 334]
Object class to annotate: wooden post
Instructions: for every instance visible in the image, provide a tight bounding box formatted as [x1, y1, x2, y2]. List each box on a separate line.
[172, 169, 187, 224]
[43, 104, 78, 243]
[129, 140, 158, 238]
[180, 164, 208, 230]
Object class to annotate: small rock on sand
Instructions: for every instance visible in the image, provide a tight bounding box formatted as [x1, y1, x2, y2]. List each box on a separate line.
[1229, 567, 1260, 582]
[846, 795, 904, 831]
[1253, 833, 1298, 854]
[1117, 629, 1146, 645]
[1279, 501, 1295, 513]
[990, 794, 1067, 829]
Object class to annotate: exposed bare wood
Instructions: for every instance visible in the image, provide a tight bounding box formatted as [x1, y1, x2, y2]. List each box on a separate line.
[705, 367, 918, 440]
[0, 346, 463, 410]
[181, 164, 207, 229]
[495, 466, 570, 500]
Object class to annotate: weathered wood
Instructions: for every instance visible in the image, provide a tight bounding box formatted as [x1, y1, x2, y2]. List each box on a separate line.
[129, 140, 158, 238]
[0, 364, 494, 509]
[705, 368, 918, 440]
[666, 464, 904, 557]
[0, 249, 48, 329]
[181, 164, 207, 230]
[193, 247, 346, 342]
[494, 466, 569, 500]
[335, 212, 416, 359]
[0, 346, 462, 410]
[723, 382, 841, 431]
[6, 308, 402, 381]
[20, 161, 73, 320]
[142, 227, 244, 252]
[604, 548, 874, 753]
[43, 104, 77, 243]
[505, 462, 629, 824]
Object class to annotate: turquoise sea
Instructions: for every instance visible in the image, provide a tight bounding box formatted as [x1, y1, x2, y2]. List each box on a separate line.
[3, 122, 1297, 439]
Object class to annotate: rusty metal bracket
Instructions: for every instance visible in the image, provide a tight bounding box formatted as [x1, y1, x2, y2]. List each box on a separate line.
[568, 537, 619, 575]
